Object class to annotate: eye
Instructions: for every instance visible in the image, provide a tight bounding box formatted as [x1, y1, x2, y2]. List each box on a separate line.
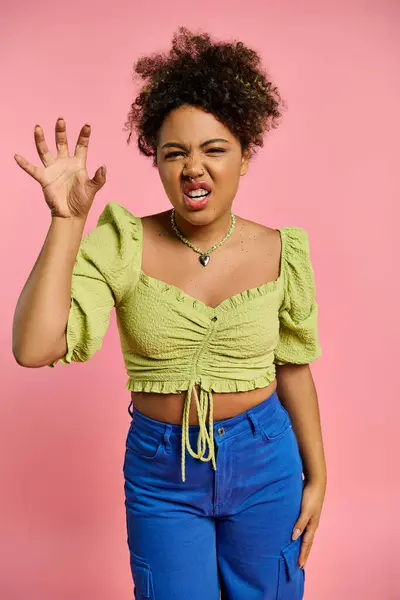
[165, 151, 185, 159]
[207, 148, 225, 154]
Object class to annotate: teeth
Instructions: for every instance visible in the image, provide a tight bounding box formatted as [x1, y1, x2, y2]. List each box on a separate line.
[186, 189, 210, 198]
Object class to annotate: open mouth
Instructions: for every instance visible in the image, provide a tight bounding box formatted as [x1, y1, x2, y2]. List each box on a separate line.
[183, 189, 211, 209]
[184, 189, 211, 201]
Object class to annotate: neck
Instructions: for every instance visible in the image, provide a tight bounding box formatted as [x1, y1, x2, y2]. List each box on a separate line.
[172, 209, 234, 248]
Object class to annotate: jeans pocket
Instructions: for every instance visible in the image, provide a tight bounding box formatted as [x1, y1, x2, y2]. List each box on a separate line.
[126, 422, 164, 460]
[259, 400, 293, 442]
[130, 555, 154, 599]
[277, 537, 305, 600]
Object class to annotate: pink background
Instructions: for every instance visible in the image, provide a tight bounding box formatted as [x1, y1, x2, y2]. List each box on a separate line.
[1, 0, 398, 598]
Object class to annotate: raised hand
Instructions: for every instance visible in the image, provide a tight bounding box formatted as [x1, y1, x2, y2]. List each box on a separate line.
[14, 117, 106, 219]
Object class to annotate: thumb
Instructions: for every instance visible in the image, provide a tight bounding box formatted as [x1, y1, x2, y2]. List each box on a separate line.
[90, 164, 107, 189]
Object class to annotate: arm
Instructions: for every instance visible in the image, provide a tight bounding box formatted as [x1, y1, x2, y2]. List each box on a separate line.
[12, 215, 87, 367]
[275, 363, 327, 487]
[276, 363, 327, 569]
[274, 226, 325, 568]
[12, 118, 106, 367]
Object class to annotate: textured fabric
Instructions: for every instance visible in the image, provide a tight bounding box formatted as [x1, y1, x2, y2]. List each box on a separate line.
[49, 201, 321, 480]
[123, 390, 306, 599]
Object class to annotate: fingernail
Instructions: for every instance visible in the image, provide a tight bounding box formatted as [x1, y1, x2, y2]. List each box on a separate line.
[292, 528, 301, 540]
[102, 164, 107, 176]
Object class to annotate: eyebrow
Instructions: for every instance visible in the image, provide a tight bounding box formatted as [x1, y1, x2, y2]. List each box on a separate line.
[161, 138, 230, 150]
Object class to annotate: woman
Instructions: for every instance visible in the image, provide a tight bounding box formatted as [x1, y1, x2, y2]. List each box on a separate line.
[13, 27, 326, 600]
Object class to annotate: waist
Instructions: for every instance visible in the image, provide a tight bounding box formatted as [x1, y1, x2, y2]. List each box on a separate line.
[129, 386, 282, 442]
[130, 380, 277, 426]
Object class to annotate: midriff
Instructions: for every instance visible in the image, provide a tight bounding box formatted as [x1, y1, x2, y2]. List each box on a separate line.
[130, 378, 277, 426]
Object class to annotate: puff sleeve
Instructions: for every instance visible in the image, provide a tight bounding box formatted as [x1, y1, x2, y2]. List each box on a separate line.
[48, 202, 141, 366]
[274, 227, 322, 365]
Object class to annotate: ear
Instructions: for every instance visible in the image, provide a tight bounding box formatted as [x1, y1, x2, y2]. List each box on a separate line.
[240, 148, 251, 176]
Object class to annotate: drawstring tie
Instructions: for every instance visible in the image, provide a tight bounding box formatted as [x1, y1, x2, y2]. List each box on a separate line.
[181, 380, 217, 482]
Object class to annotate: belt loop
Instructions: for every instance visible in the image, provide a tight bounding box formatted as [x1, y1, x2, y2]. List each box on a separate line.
[128, 400, 134, 418]
[163, 424, 172, 454]
[247, 410, 259, 437]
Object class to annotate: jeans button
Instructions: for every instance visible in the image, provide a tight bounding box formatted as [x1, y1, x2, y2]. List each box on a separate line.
[218, 427, 225, 437]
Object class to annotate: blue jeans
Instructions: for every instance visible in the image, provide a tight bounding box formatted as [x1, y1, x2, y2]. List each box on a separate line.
[123, 390, 306, 599]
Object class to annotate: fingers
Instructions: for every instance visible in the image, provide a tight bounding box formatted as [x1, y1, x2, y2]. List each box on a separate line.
[34, 125, 56, 168]
[298, 528, 314, 569]
[293, 516, 316, 568]
[14, 154, 43, 182]
[55, 117, 69, 159]
[89, 164, 107, 191]
[74, 123, 91, 162]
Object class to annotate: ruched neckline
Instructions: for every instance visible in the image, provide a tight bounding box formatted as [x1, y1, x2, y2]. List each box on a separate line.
[139, 269, 283, 314]
[136, 216, 286, 314]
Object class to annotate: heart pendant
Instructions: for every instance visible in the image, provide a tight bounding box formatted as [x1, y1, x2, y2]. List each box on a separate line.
[199, 255, 210, 267]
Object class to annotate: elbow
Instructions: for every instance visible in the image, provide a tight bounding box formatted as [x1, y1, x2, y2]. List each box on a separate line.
[12, 325, 44, 367]
[12, 339, 66, 368]
[12, 338, 27, 367]
[12, 351, 61, 368]
[12, 348, 41, 368]
[12, 345, 46, 368]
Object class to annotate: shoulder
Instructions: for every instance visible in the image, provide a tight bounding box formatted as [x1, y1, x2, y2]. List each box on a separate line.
[80, 202, 142, 248]
[235, 216, 281, 252]
[96, 201, 141, 230]
[279, 226, 310, 247]
[277, 227, 317, 299]
[140, 209, 173, 239]
[241, 221, 316, 284]
[277, 227, 313, 268]
[78, 202, 143, 274]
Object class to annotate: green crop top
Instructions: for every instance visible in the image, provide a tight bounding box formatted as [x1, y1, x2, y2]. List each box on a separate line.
[49, 202, 322, 481]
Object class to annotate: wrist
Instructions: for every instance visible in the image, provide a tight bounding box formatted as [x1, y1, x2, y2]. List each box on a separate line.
[304, 465, 327, 484]
[304, 474, 327, 488]
[51, 213, 88, 230]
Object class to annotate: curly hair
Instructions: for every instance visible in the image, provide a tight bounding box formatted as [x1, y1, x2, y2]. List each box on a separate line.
[123, 27, 286, 166]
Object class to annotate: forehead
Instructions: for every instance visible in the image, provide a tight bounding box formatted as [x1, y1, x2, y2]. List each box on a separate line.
[158, 105, 234, 145]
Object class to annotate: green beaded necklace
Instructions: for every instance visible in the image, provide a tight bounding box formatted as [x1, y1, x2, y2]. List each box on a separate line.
[170, 209, 236, 267]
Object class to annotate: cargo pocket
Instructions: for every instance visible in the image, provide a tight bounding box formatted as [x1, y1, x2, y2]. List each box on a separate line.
[130, 555, 154, 599]
[276, 536, 305, 600]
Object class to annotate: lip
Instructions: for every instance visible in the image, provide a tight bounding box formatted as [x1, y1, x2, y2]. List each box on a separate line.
[182, 181, 212, 194]
[183, 189, 211, 210]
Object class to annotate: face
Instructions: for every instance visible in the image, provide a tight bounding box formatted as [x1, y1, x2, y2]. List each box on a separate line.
[156, 105, 250, 224]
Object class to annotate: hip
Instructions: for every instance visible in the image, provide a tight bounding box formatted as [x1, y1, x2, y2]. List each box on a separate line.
[124, 387, 303, 506]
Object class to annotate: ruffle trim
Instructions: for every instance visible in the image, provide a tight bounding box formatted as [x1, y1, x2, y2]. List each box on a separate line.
[125, 368, 277, 394]
[139, 270, 282, 313]
[138, 227, 309, 314]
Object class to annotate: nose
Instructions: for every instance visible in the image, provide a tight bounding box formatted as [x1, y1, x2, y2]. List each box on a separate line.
[182, 157, 204, 179]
